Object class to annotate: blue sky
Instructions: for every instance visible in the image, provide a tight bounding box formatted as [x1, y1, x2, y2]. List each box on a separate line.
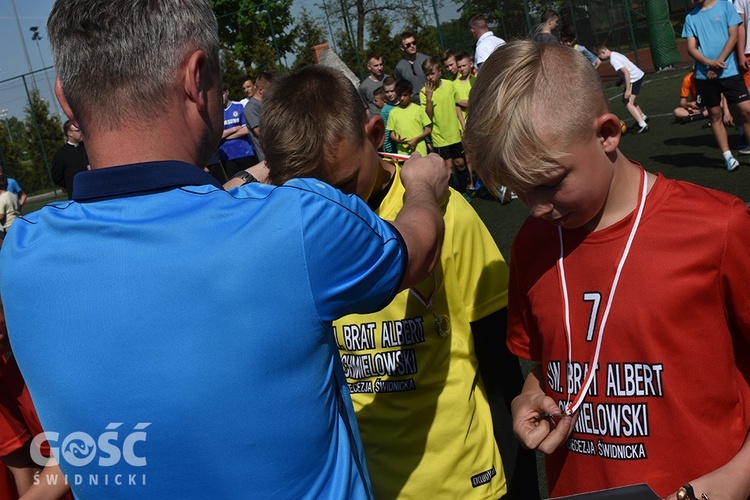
[0, 0, 58, 119]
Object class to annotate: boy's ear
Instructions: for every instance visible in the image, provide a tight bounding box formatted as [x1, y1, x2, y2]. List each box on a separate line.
[365, 115, 385, 149]
[596, 113, 622, 153]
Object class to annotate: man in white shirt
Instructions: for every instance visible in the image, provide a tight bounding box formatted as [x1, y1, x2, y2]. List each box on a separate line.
[469, 14, 505, 70]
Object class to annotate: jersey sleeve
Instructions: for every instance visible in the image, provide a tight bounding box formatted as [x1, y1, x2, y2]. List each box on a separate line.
[292, 179, 407, 321]
[419, 106, 432, 128]
[680, 73, 693, 99]
[419, 88, 427, 107]
[447, 190, 509, 322]
[721, 199, 750, 344]
[506, 222, 542, 361]
[681, 15, 695, 39]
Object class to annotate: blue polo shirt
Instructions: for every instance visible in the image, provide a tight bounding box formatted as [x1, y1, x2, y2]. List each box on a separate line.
[0, 161, 408, 498]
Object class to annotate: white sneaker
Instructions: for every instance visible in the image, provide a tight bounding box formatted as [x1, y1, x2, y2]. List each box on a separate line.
[726, 156, 740, 172]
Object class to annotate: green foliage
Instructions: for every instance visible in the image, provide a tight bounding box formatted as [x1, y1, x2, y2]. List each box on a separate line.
[222, 52, 251, 101]
[20, 91, 61, 194]
[211, 0, 296, 73]
[292, 8, 328, 68]
[365, 11, 400, 74]
[401, 10, 442, 60]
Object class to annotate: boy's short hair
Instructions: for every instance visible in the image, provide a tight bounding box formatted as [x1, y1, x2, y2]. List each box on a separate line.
[540, 9, 559, 23]
[383, 75, 397, 86]
[395, 79, 413, 96]
[559, 25, 576, 43]
[367, 51, 381, 62]
[468, 14, 489, 30]
[464, 41, 608, 192]
[422, 56, 441, 74]
[256, 72, 274, 90]
[442, 48, 456, 62]
[594, 43, 608, 54]
[456, 52, 472, 63]
[261, 65, 367, 185]
[373, 86, 385, 98]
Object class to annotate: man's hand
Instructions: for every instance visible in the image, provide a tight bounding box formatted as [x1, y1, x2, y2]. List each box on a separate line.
[400, 152, 451, 204]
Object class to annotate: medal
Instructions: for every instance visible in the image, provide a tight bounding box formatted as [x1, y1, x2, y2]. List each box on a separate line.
[434, 313, 451, 338]
[409, 273, 450, 339]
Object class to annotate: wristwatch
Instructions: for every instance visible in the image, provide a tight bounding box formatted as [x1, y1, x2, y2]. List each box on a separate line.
[232, 170, 258, 185]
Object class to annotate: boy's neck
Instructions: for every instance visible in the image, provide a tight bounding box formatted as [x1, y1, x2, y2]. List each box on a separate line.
[586, 152, 654, 232]
[699, 0, 716, 8]
[459, 73, 471, 82]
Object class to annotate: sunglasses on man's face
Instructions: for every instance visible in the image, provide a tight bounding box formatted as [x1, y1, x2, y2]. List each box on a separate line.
[402, 41, 416, 49]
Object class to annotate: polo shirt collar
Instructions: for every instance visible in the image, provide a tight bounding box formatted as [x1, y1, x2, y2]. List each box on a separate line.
[72, 161, 223, 203]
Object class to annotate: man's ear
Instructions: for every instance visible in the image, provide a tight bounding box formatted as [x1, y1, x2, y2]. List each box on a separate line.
[55, 78, 77, 125]
[365, 115, 385, 149]
[597, 113, 622, 153]
[183, 50, 211, 111]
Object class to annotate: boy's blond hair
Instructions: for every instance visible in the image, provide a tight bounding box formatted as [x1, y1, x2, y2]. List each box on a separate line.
[262, 65, 367, 185]
[464, 40, 609, 191]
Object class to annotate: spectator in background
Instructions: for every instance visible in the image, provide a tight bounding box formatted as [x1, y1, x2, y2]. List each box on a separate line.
[534, 10, 560, 44]
[0, 167, 25, 212]
[0, 178, 19, 237]
[239, 76, 255, 107]
[381, 76, 399, 154]
[51, 120, 88, 199]
[359, 52, 390, 117]
[442, 48, 459, 79]
[560, 25, 600, 68]
[243, 72, 272, 162]
[220, 84, 256, 178]
[394, 32, 430, 104]
[469, 14, 506, 71]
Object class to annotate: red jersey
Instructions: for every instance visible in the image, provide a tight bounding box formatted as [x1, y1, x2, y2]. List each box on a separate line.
[508, 173, 750, 497]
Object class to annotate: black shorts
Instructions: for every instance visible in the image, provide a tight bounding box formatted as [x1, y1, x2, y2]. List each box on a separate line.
[627, 78, 643, 96]
[436, 141, 464, 161]
[695, 75, 750, 109]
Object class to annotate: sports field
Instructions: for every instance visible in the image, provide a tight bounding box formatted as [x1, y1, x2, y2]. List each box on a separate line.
[472, 66, 750, 261]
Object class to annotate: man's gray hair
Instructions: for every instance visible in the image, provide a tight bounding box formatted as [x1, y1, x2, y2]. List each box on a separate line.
[48, 0, 219, 132]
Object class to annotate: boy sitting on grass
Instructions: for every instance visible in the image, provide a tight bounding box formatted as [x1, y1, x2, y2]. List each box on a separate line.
[464, 40, 750, 500]
[261, 64, 540, 500]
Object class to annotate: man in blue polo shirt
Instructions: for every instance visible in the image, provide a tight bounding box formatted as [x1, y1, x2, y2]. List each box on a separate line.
[0, 1, 450, 498]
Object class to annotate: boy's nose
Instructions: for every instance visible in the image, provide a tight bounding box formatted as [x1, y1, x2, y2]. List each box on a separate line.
[522, 192, 554, 219]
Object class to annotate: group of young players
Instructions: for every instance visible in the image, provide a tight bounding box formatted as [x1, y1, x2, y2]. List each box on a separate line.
[1, 1, 750, 499]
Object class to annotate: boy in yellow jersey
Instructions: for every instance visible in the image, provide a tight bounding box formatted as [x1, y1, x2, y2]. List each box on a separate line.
[455, 52, 476, 128]
[388, 79, 432, 156]
[262, 64, 540, 500]
[421, 56, 471, 193]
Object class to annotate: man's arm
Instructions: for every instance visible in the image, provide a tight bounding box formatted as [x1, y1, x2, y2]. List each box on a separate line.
[17, 190, 26, 208]
[222, 160, 269, 189]
[665, 430, 750, 500]
[391, 152, 449, 291]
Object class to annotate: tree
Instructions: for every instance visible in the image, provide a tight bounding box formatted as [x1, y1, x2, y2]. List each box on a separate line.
[211, 0, 296, 73]
[292, 8, 328, 68]
[20, 91, 61, 193]
[365, 11, 400, 74]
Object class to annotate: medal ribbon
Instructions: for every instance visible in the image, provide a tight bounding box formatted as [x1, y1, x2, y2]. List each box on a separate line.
[558, 168, 648, 415]
[409, 272, 438, 310]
